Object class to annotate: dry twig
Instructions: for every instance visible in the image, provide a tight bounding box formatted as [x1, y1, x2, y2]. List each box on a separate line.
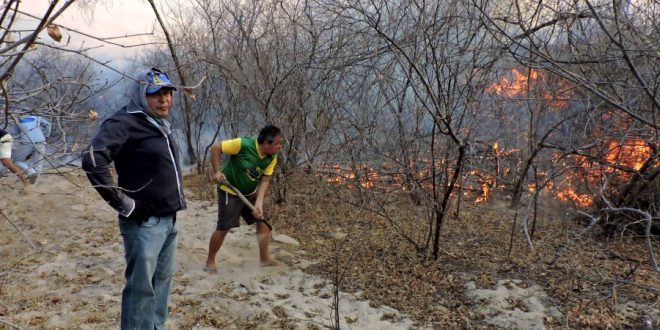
[600, 194, 659, 273]
[0, 209, 37, 250]
[0, 316, 21, 329]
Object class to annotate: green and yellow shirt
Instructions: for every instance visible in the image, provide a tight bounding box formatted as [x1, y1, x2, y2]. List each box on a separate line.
[220, 137, 277, 196]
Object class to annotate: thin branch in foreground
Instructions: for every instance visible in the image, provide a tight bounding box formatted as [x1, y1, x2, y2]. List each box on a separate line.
[600, 193, 659, 273]
[549, 211, 600, 266]
[0, 316, 21, 329]
[0, 210, 38, 250]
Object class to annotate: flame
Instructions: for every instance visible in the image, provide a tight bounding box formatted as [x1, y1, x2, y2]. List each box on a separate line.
[487, 69, 534, 97]
[487, 68, 572, 109]
[527, 183, 537, 193]
[319, 164, 401, 191]
[555, 187, 594, 207]
[543, 89, 571, 109]
[604, 139, 651, 171]
[318, 136, 652, 208]
[548, 138, 653, 207]
[487, 70, 652, 207]
[475, 179, 494, 203]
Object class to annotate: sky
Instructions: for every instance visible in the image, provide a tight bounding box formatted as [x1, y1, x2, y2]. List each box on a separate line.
[19, 0, 161, 66]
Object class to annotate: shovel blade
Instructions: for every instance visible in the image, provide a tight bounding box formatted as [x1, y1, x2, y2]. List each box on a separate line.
[271, 233, 300, 246]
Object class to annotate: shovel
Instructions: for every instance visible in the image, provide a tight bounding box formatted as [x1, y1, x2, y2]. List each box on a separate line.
[219, 178, 299, 245]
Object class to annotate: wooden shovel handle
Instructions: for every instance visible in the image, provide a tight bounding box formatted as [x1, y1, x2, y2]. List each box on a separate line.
[219, 179, 273, 231]
[220, 179, 257, 212]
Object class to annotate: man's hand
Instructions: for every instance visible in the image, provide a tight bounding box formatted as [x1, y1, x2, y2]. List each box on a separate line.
[252, 206, 264, 220]
[2, 158, 29, 186]
[17, 173, 28, 186]
[212, 171, 226, 184]
[128, 200, 154, 222]
[253, 200, 264, 220]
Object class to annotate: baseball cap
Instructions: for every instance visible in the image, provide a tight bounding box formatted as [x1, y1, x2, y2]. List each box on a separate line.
[145, 68, 177, 94]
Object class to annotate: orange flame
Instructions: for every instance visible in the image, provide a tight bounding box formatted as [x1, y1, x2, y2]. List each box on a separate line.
[555, 187, 594, 207]
[487, 69, 536, 97]
[549, 138, 653, 207]
[604, 139, 652, 171]
[487, 68, 572, 109]
[475, 179, 494, 203]
[319, 136, 652, 208]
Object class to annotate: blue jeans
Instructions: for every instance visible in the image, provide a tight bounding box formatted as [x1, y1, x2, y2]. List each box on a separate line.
[118, 215, 178, 330]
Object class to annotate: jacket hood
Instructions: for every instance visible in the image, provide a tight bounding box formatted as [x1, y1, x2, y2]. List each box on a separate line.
[127, 67, 163, 116]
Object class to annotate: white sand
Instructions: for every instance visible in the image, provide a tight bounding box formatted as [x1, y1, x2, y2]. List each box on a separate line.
[0, 170, 416, 329]
[464, 279, 562, 329]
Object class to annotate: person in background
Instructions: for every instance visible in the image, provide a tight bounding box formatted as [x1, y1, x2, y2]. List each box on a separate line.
[0, 128, 28, 186]
[12, 114, 52, 184]
[204, 125, 283, 273]
[81, 67, 186, 329]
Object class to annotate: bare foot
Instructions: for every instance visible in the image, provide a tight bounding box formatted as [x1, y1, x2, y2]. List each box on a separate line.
[203, 265, 217, 274]
[259, 259, 278, 267]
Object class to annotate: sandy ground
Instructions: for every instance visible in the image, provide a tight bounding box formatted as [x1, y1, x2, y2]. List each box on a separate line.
[0, 168, 574, 329]
[0, 169, 418, 329]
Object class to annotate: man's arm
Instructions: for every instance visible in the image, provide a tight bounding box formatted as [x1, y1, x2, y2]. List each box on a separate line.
[210, 143, 225, 183]
[1, 158, 28, 185]
[253, 155, 277, 219]
[253, 175, 270, 220]
[210, 138, 242, 184]
[81, 119, 135, 216]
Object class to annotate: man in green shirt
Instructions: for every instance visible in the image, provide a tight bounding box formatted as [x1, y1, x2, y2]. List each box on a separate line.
[205, 125, 283, 272]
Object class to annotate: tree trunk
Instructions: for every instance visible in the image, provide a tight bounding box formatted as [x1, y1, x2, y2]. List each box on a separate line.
[147, 0, 198, 165]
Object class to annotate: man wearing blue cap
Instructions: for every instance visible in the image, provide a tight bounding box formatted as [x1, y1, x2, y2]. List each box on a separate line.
[82, 67, 186, 329]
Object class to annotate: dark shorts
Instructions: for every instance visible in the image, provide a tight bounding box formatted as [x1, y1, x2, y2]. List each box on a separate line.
[216, 188, 259, 230]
